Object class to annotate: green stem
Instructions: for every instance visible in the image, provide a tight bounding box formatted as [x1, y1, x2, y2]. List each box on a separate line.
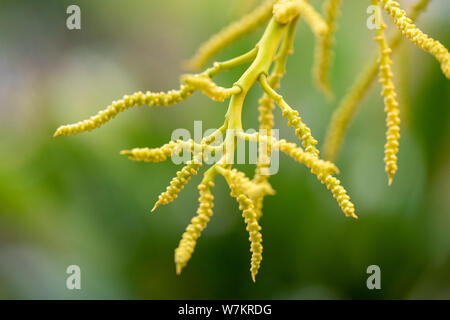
[225, 18, 287, 131]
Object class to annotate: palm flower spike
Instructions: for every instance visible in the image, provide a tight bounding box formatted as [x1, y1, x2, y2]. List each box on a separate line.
[323, 0, 449, 185]
[55, 0, 359, 281]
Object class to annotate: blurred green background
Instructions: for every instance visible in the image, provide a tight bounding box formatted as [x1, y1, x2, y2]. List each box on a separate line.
[0, 0, 448, 299]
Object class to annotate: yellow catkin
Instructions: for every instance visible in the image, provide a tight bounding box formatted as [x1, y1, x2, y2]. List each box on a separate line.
[313, 0, 341, 99]
[274, 0, 327, 36]
[223, 169, 263, 282]
[276, 139, 354, 217]
[322, 0, 431, 162]
[54, 86, 194, 137]
[220, 168, 263, 281]
[181, 74, 241, 102]
[120, 140, 181, 163]
[277, 139, 338, 175]
[380, 0, 450, 79]
[259, 74, 320, 156]
[175, 181, 215, 275]
[319, 174, 357, 219]
[185, 0, 275, 70]
[374, 3, 400, 185]
[152, 158, 202, 212]
[281, 106, 320, 156]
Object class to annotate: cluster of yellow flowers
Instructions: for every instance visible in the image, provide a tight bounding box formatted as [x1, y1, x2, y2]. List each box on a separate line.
[54, 0, 448, 280]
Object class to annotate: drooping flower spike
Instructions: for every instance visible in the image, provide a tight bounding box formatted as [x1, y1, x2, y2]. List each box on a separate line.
[322, 0, 447, 183]
[175, 172, 216, 275]
[217, 167, 264, 282]
[372, 0, 401, 185]
[54, 0, 445, 280]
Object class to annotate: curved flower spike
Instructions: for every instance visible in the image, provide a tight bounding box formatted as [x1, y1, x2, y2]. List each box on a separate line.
[185, 0, 275, 70]
[380, 0, 450, 78]
[313, 0, 341, 99]
[221, 168, 263, 282]
[120, 140, 184, 163]
[319, 174, 357, 219]
[152, 156, 202, 212]
[373, 2, 400, 185]
[259, 74, 320, 156]
[54, 86, 194, 137]
[277, 139, 338, 175]
[181, 74, 242, 102]
[276, 139, 355, 218]
[175, 180, 215, 275]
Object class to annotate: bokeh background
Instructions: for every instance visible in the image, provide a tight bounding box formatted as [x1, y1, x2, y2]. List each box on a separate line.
[0, 0, 448, 299]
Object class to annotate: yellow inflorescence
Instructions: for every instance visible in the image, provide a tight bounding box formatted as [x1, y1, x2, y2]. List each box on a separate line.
[54, 86, 194, 137]
[313, 0, 341, 99]
[181, 74, 242, 102]
[276, 139, 355, 218]
[277, 139, 338, 175]
[152, 158, 202, 212]
[185, 0, 275, 70]
[222, 168, 263, 282]
[120, 140, 183, 163]
[319, 174, 357, 219]
[380, 0, 450, 79]
[281, 107, 320, 156]
[259, 74, 320, 156]
[175, 180, 215, 275]
[54, 0, 447, 281]
[373, 2, 400, 185]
